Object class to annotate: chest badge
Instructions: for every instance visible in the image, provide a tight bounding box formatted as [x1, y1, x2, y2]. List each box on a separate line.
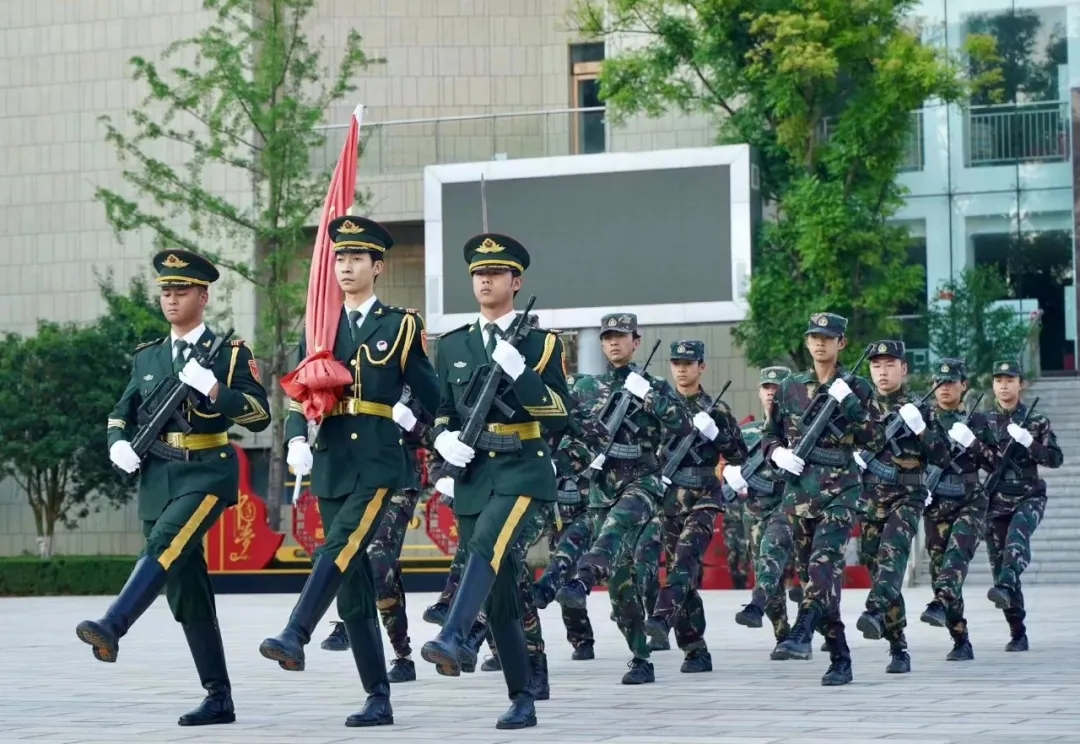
[376, 339, 388, 351]
[143, 374, 154, 381]
[454, 361, 467, 368]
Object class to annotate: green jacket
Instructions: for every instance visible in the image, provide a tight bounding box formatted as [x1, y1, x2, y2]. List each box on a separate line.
[107, 328, 271, 521]
[432, 318, 571, 516]
[285, 302, 440, 501]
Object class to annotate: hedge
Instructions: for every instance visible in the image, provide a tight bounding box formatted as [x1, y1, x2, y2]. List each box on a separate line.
[0, 555, 138, 596]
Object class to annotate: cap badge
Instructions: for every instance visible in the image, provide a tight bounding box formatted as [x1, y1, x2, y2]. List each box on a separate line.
[337, 220, 364, 234]
[476, 237, 503, 253]
[162, 254, 189, 269]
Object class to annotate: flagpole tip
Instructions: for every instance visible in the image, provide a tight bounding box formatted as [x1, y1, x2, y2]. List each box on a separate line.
[353, 103, 366, 121]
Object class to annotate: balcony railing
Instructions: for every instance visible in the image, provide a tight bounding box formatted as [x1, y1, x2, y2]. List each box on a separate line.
[964, 101, 1071, 167]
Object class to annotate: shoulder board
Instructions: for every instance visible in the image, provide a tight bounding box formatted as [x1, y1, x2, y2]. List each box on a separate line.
[230, 339, 248, 347]
[441, 322, 471, 336]
[385, 306, 421, 315]
[135, 337, 166, 352]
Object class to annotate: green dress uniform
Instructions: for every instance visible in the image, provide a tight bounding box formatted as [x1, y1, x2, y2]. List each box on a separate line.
[259, 216, 439, 729]
[76, 250, 270, 727]
[420, 233, 570, 731]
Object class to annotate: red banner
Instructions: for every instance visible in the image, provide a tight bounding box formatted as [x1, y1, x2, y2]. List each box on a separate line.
[205, 444, 285, 571]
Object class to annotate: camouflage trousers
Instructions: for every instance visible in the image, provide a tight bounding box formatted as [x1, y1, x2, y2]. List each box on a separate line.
[986, 495, 1045, 636]
[791, 505, 858, 638]
[723, 502, 751, 589]
[744, 506, 795, 640]
[646, 485, 719, 653]
[369, 488, 420, 659]
[544, 506, 595, 649]
[634, 514, 662, 617]
[860, 491, 924, 648]
[924, 489, 988, 643]
[577, 484, 656, 659]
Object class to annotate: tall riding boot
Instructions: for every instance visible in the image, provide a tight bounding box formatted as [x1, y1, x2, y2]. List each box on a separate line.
[178, 621, 236, 726]
[489, 621, 537, 730]
[343, 618, 394, 727]
[77, 556, 167, 663]
[259, 556, 342, 671]
[421, 555, 496, 676]
[772, 603, 821, 660]
[458, 618, 490, 673]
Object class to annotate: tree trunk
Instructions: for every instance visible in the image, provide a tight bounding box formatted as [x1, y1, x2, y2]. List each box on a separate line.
[26, 480, 46, 558]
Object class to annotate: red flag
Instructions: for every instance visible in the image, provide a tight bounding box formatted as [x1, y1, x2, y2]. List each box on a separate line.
[280, 105, 364, 422]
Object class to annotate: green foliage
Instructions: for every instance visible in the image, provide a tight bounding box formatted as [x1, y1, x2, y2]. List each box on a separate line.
[572, 0, 999, 369]
[93, 0, 376, 526]
[0, 556, 138, 596]
[926, 266, 1031, 384]
[0, 279, 165, 557]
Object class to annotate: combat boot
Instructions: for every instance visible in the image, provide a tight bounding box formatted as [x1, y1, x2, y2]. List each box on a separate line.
[421, 555, 496, 676]
[77, 556, 168, 663]
[343, 618, 394, 727]
[885, 646, 911, 674]
[644, 617, 670, 646]
[920, 599, 948, 628]
[649, 633, 671, 651]
[177, 620, 236, 726]
[554, 575, 591, 610]
[481, 653, 502, 671]
[772, 604, 820, 660]
[856, 609, 886, 640]
[787, 584, 804, 604]
[457, 621, 489, 673]
[621, 657, 655, 684]
[529, 652, 550, 700]
[320, 621, 350, 651]
[387, 658, 416, 683]
[820, 632, 853, 687]
[987, 584, 1012, 609]
[770, 633, 788, 661]
[571, 642, 594, 660]
[735, 589, 766, 628]
[532, 576, 557, 609]
[259, 556, 342, 672]
[680, 649, 712, 673]
[946, 638, 974, 661]
[490, 621, 537, 730]
[1005, 633, 1028, 652]
[423, 602, 449, 626]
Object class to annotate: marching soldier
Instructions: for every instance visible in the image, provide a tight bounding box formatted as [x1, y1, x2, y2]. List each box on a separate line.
[730, 366, 798, 659]
[983, 359, 1063, 650]
[920, 358, 996, 660]
[854, 340, 950, 674]
[723, 502, 751, 589]
[81, 250, 270, 725]
[260, 216, 440, 728]
[421, 233, 570, 730]
[554, 314, 693, 685]
[761, 312, 884, 687]
[643, 340, 747, 673]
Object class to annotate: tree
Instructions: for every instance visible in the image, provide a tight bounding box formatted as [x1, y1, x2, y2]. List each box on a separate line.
[0, 279, 167, 558]
[94, 0, 375, 528]
[573, 0, 1000, 369]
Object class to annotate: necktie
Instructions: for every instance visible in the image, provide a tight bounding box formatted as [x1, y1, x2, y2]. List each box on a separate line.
[348, 310, 362, 343]
[173, 339, 189, 374]
[484, 323, 500, 360]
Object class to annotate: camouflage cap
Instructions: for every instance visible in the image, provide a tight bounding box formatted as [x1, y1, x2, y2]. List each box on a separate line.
[759, 366, 791, 385]
[992, 359, 1023, 377]
[869, 340, 906, 361]
[805, 312, 848, 338]
[670, 340, 705, 362]
[600, 312, 638, 337]
[932, 357, 966, 382]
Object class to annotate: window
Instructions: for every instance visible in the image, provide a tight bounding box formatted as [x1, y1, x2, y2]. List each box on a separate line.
[570, 43, 605, 154]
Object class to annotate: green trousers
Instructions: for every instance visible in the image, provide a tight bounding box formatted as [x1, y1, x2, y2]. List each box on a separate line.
[317, 487, 392, 622]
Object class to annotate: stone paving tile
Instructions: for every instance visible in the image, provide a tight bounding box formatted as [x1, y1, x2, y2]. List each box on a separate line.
[1, 584, 1078, 743]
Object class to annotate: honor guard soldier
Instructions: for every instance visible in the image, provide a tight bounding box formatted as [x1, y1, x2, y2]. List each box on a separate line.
[421, 233, 571, 730]
[260, 216, 440, 727]
[78, 250, 270, 726]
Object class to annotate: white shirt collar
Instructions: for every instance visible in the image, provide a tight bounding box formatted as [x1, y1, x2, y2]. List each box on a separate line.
[344, 295, 378, 319]
[170, 323, 207, 355]
[477, 310, 518, 336]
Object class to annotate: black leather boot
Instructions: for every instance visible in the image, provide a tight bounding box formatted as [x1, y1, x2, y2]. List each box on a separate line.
[920, 599, 948, 628]
[343, 618, 394, 727]
[490, 621, 537, 730]
[259, 556, 342, 671]
[421, 555, 496, 677]
[856, 609, 886, 640]
[571, 642, 594, 660]
[820, 632, 853, 686]
[886, 645, 911, 673]
[178, 621, 236, 726]
[320, 621, 350, 651]
[458, 619, 490, 673]
[946, 637, 974, 661]
[77, 556, 167, 663]
[735, 590, 766, 628]
[773, 604, 820, 660]
[529, 651, 550, 700]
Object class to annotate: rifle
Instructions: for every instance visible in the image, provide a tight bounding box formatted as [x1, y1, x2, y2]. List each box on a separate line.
[924, 392, 984, 495]
[982, 397, 1040, 495]
[118, 328, 234, 478]
[659, 380, 732, 484]
[588, 338, 662, 482]
[856, 379, 946, 467]
[442, 296, 537, 482]
[786, 344, 873, 481]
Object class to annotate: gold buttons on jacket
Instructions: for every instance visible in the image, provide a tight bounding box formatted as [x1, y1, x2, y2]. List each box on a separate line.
[489, 451, 496, 458]
[351, 433, 358, 440]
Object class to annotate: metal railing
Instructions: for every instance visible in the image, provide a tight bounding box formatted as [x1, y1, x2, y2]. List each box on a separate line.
[964, 100, 1071, 167]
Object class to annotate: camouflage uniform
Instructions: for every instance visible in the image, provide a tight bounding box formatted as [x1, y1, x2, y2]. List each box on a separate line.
[553, 314, 693, 685]
[982, 359, 1063, 650]
[762, 312, 885, 687]
[853, 341, 951, 675]
[632, 515, 667, 651]
[642, 340, 746, 672]
[919, 359, 996, 661]
[723, 503, 750, 589]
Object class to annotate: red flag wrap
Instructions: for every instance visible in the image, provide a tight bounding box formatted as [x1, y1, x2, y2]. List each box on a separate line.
[280, 105, 364, 422]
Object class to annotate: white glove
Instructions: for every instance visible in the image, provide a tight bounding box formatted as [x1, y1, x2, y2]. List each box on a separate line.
[434, 430, 476, 468]
[924, 490, 934, 507]
[624, 371, 651, 400]
[898, 402, 926, 436]
[392, 402, 418, 432]
[179, 357, 219, 396]
[770, 447, 805, 475]
[853, 451, 867, 471]
[828, 378, 853, 403]
[491, 339, 526, 381]
[109, 440, 141, 473]
[948, 422, 975, 449]
[588, 454, 606, 470]
[723, 465, 747, 491]
[1007, 423, 1033, 448]
[286, 439, 313, 476]
[435, 477, 455, 499]
[692, 411, 719, 440]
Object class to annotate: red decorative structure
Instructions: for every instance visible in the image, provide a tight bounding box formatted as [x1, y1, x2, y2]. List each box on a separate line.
[205, 444, 286, 571]
[292, 489, 325, 558]
[425, 495, 457, 555]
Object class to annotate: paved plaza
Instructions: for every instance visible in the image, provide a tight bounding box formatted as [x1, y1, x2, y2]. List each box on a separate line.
[2, 584, 1079, 744]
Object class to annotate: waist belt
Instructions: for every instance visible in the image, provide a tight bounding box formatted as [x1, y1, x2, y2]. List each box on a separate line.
[931, 471, 979, 499]
[475, 421, 542, 453]
[865, 456, 922, 486]
[607, 442, 643, 460]
[160, 432, 229, 451]
[1001, 467, 1038, 482]
[670, 465, 714, 490]
[807, 446, 847, 467]
[325, 398, 393, 419]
